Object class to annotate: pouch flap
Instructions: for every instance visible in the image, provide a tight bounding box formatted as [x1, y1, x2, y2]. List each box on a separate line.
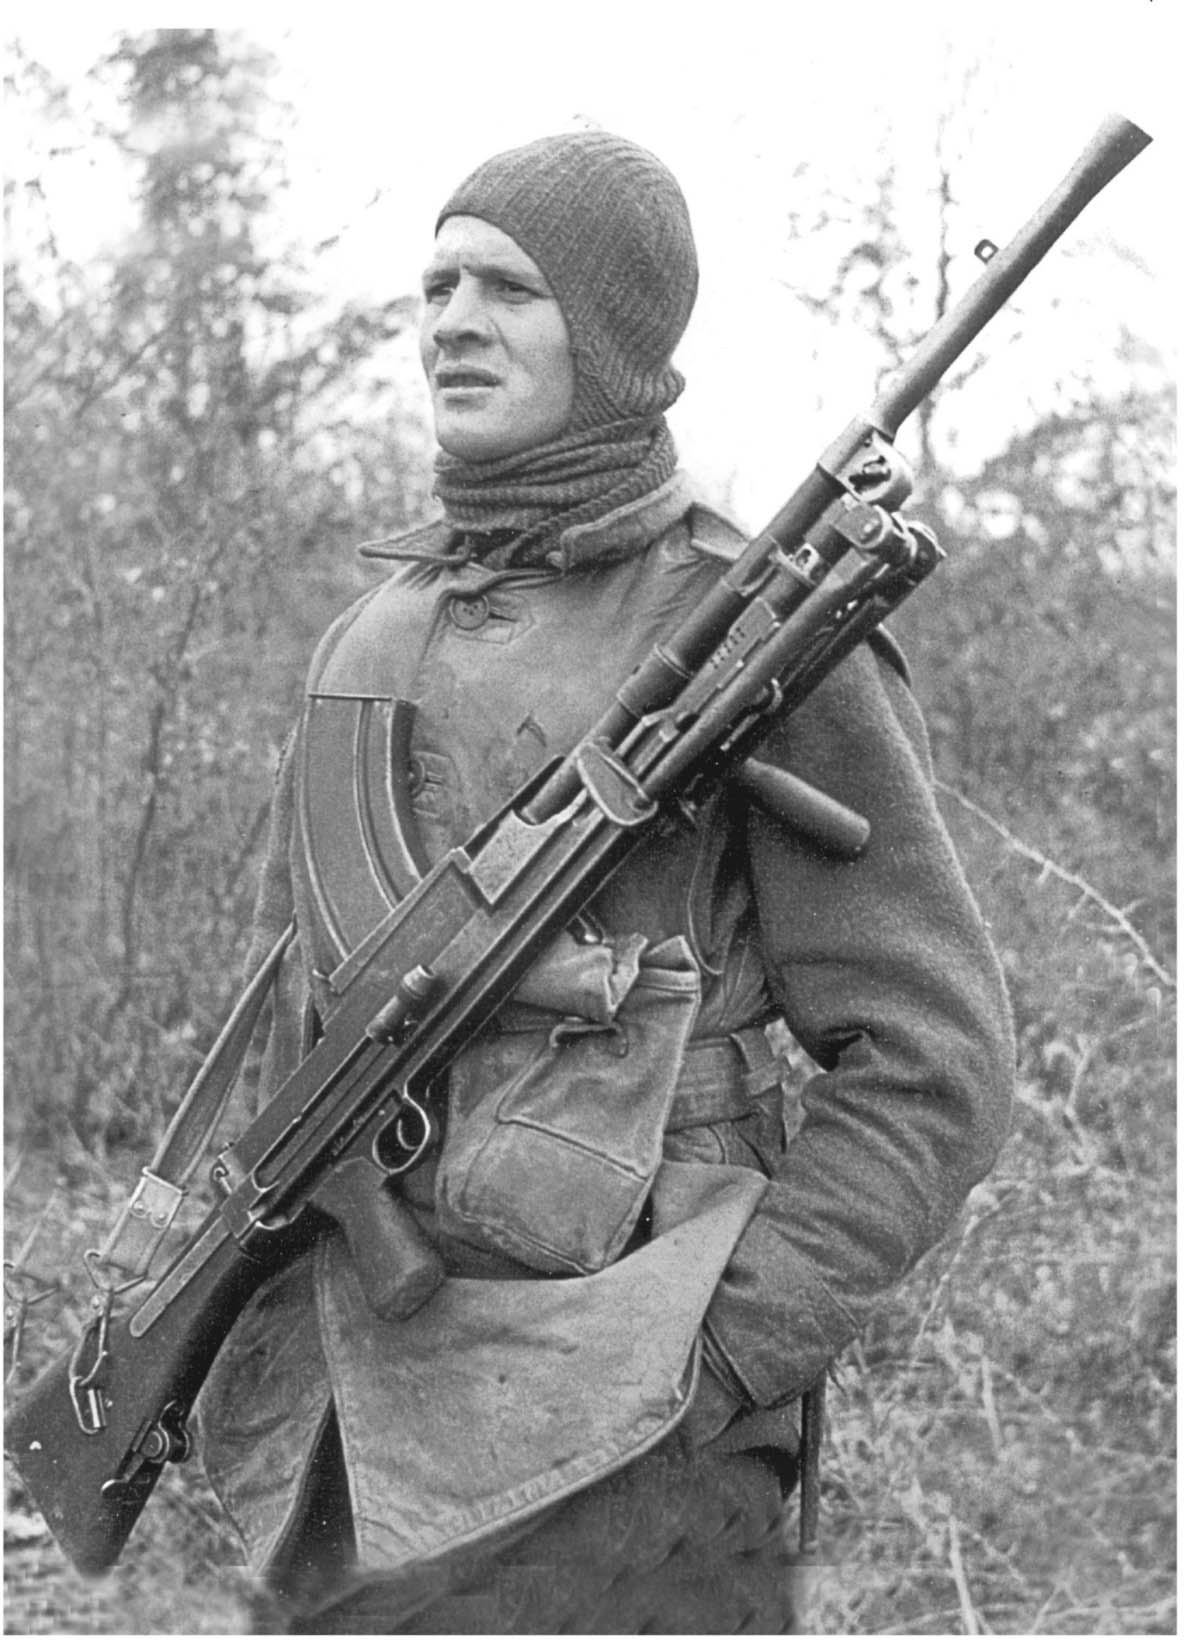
[510, 927, 648, 1024]
[437, 935, 702, 1273]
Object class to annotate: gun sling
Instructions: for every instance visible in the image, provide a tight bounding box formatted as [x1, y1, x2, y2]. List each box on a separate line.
[94, 919, 298, 1283]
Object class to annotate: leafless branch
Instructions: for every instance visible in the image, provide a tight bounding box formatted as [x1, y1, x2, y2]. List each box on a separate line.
[934, 780, 1174, 991]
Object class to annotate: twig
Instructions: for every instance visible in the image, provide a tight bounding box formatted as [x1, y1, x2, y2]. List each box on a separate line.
[5, 1189, 61, 1276]
[879, 1607, 965, 1633]
[1031, 1597, 1176, 1631]
[155, 1480, 239, 1563]
[948, 1514, 986, 1634]
[981, 1352, 1173, 1464]
[934, 780, 1175, 991]
[979, 1354, 1004, 1457]
[1027, 1585, 1066, 1633]
[906, 1190, 1009, 1369]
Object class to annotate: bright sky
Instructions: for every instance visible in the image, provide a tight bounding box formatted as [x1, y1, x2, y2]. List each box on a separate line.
[7, 0, 1179, 521]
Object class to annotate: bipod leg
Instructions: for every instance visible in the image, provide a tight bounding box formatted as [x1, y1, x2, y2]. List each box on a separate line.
[790, 1370, 826, 1631]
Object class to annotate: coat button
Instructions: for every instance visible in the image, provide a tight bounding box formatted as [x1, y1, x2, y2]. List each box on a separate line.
[449, 594, 490, 630]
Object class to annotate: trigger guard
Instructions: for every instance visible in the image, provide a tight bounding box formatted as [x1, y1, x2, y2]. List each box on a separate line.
[372, 1094, 434, 1174]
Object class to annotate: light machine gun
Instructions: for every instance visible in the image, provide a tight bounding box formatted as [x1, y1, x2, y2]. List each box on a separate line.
[5, 114, 1151, 1577]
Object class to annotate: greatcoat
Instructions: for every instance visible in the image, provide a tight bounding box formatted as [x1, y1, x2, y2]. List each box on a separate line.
[196, 472, 1015, 1579]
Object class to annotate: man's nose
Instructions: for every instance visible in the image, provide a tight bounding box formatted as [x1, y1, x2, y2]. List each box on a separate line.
[433, 278, 492, 347]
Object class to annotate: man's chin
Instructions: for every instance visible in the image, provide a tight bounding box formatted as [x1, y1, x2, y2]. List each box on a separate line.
[436, 423, 523, 464]
[434, 406, 572, 464]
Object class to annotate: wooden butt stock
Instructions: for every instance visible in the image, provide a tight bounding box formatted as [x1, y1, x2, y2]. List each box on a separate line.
[8, 1315, 199, 1577]
[5, 1219, 266, 1575]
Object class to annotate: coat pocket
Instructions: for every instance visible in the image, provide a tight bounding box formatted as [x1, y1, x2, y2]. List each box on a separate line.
[436, 933, 701, 1274]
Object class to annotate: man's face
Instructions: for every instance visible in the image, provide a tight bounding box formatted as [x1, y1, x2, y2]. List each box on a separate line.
[420, 216, 575, 463]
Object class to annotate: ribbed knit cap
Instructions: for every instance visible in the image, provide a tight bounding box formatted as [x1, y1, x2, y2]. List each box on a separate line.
[436, 131, 698, 427]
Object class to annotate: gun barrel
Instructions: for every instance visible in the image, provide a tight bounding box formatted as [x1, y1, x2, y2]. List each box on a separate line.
[871, 114, 1152, 436]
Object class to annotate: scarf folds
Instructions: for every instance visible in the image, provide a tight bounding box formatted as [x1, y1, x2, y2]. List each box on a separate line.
[433, 419, 678, 569]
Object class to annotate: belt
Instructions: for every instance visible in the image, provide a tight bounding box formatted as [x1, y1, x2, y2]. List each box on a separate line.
[487, 1004, 786, 1134]
[667, 1028, 785, 1131]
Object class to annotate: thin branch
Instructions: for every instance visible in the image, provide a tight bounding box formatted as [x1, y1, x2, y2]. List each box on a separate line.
[222, 795, 272, 901]
[979, 1354, 1004, 1458]
[69, 322, 174, 422]
[107, 564, 213, 1026]
[948, 1515, 986, 1634]
[934, 780, 1175, 991]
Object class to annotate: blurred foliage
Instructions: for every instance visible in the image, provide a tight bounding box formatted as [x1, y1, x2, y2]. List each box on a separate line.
[895, 375, 1175, 959]
[812, 791, 1175, 1632]
[778, 87, 1174, 1632]
[3, 28, 1175, 1636]
[5, 29, 429, 1158]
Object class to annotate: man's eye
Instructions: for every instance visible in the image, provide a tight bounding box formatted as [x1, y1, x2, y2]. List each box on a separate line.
[423, 279, 454, 303]
[497, 279, 535, 299]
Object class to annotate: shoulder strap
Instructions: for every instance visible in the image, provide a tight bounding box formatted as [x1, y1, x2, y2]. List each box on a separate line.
[687, 500, 748, 563]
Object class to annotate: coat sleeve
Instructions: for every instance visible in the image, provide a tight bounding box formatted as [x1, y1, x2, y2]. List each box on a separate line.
[702, 643, 1016, 1408]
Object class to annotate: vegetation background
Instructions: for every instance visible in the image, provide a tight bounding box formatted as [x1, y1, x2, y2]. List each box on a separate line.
[3, 26, 1174, 1635]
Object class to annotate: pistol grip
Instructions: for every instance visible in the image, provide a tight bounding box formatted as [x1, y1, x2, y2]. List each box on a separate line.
[312, 1155, 445, 1319]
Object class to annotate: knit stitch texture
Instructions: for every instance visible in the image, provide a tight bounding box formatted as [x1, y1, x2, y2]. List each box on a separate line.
[432, 130, 699, 564]
[436, 130, 699, 427]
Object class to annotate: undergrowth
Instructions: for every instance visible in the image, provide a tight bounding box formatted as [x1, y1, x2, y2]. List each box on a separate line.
[809, 796, 1175, 1634]
[3, 793, 1175, 1634]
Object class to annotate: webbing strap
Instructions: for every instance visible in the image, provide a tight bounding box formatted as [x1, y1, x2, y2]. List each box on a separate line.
[666, 1028, 785, 1130]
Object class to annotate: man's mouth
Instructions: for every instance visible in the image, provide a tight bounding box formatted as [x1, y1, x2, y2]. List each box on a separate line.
[436, 365, 500, 388]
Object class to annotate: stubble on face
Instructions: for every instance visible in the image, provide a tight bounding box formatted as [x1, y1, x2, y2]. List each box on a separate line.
[420, 216, 575, 463]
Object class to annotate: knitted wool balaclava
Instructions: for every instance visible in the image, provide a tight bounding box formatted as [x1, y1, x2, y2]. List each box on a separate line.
[435, 130, 699, 428]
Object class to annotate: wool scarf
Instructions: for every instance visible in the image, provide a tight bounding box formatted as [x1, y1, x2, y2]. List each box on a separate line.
[434, 418, 678, 569]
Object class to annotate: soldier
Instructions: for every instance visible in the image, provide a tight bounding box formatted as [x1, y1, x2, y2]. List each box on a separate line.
[195, 131, 1015, 1633]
